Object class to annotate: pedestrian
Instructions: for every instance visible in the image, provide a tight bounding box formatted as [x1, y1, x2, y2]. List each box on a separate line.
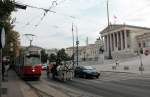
[5, 62, 9, 76]
[115, 56, 119, 66]
[46, 65, 50, 77]
[2, 62, 5, 81]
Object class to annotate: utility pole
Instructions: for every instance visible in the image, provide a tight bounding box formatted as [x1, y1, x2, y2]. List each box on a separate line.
[76, 26, 79, 66]
[24, 34, 35, 46]
[72, 23, 75, 66]
[107, 0, 112, 59]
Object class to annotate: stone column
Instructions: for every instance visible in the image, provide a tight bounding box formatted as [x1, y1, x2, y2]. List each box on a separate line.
[105, 35, 107, 52]
[107, 34, 109, 52]
[117, 32, 119, 50]
[113, 33, 116, 51]
[120, 31, 123, 50]
[124, 30, 128, 49]
[104, 36, 106, 52]
[110, 34, 112, 51]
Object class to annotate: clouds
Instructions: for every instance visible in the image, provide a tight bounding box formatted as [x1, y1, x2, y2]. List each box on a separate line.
[13, 0, 150, 48]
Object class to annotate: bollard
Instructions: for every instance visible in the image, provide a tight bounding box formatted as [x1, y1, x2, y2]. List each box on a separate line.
[124, 66, 129, 70]
[112, 66, 116, 70]
[139, 66, 144, 71]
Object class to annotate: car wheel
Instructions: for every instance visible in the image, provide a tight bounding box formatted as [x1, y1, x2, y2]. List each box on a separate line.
[74, 74, 78, 78]
[83, 74, 87, 79]
[96, 75, 99, 78]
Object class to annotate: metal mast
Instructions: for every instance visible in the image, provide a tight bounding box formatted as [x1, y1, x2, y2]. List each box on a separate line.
[107, 0, 112, 59]
[24, 34, 35, 46]
[76, 26, 79, 66]
[72, 23, 75, 66]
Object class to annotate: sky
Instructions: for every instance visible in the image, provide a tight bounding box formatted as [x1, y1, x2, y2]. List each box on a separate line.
[12, 0, 150, 49]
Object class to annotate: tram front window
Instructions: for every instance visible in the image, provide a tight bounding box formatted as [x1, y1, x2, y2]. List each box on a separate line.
[26, 57, 41, 65]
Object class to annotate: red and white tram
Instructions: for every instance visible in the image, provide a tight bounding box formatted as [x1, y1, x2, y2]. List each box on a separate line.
[15, 47, 42, 79]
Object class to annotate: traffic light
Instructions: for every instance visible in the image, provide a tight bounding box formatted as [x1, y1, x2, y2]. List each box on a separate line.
[15, 3, 27, 10]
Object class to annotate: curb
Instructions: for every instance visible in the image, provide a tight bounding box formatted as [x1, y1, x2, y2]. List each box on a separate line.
[100, 70, 136, 74]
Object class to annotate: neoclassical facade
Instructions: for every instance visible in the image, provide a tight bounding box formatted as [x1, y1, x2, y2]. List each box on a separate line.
[136, 32, 150, 51]
[100, 24, 150, 59]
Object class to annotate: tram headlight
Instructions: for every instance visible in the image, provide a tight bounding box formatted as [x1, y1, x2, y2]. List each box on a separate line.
[32, 69, 35, 72]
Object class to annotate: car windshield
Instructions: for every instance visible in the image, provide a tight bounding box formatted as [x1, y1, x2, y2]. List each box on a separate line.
[83, 66, 95, 70]
[42, 64, 47, 66]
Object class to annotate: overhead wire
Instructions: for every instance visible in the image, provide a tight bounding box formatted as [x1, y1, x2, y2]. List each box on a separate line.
[31, 0, 59, 30]
[15, 0, 76, 30]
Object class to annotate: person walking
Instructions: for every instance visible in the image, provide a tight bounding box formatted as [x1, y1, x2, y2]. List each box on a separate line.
[115, 56, 119, 66]
[46, 65, 50, 77]
[2, 62, 5, 81]
[5, 62, 10, 76]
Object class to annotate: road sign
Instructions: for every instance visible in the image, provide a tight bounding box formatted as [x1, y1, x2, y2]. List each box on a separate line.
[0, 27, 5, 48]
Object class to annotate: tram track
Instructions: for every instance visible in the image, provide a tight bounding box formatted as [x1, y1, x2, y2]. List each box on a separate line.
[25, 79, 75, 97]
[25, 81, 54, 97]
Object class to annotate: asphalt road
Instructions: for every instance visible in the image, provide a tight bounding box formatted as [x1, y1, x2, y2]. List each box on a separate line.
[29, 71, 150, 97]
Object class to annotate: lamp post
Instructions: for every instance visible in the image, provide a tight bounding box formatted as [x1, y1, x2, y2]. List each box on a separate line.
[76, 26, 79, 66]
[72, 23, 75, 66]
[24, 34, 35, 46]
[107, 0, 112, 59]
[138, 48, 144, 74]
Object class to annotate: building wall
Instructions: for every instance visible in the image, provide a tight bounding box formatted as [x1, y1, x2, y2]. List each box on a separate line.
[65, 38, 104, 62]
[136, 32, 150, 51]
[100, 24, 150, 59]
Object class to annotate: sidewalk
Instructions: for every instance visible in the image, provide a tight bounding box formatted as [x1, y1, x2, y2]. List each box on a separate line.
[92, 55, 150, 74]
[1, 70, 38, 97]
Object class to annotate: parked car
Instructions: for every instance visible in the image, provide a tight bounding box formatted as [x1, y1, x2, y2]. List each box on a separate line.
[42, 63, 48, 70]
[75, 66, 100, 79]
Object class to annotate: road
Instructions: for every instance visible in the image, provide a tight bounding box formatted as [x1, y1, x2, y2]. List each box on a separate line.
[28, 71, 150, 97]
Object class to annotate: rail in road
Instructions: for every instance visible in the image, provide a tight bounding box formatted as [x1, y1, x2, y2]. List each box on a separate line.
[26, 71, 150, 97]
[25, 81, 54, 97]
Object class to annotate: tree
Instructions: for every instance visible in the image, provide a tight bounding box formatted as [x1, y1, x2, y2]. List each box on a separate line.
[41, 49, 48, 63]
[48, 53, 57, 62]
[0, 0, 15, 18]
[0, 0, 20, 58]
[57, 48, 71, 62]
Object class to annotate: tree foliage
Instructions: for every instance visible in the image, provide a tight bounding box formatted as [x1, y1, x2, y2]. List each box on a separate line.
[57, 48, 71, 62]
[0, 0, 15, 25]
[0, 0, 20, 58]
[48, 53, 57, 62]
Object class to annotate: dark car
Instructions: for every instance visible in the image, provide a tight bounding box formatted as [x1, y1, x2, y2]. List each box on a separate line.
[42, 63, 48, 70]
[75, 66, 100, 79]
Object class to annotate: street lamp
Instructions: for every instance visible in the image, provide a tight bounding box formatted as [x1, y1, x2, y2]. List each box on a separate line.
[24, 34, 36, 46]
[138, 48, 144, 73]
[76, 25, 79, 66]
[107, 0, 112, 59]
[72, 23, 75, 66]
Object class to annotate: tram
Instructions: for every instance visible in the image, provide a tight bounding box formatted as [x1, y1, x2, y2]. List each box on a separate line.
[15, 47, 42, 79]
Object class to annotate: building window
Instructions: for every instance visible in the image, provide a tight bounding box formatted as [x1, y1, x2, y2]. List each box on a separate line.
[118, 32, 121, 50]
[139, 43, 141, 47]
[115, 33, 117, 47]
[126, 30, 130, 37]
[122, 30, 125, 49]
[128, 45, 130, 48]
[143, 42, 146, 47]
